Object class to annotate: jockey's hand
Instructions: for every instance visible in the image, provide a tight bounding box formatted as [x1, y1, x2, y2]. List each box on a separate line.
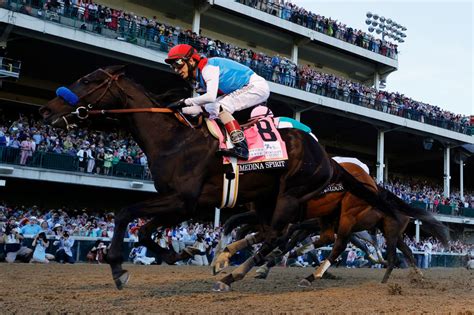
[167, 99, 186, 110]
[182, 105, 203, 116]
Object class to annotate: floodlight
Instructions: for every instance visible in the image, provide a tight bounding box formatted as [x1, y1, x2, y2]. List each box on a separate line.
[372, 21, 378, 27]
[402, 27, 407, 31]
[373, 14, 379, 20]
[376, 28, 382, 34]
[368, 26, 375, 32]
[387, 18, 392, 24]
[366, 12, 373, 18]
[401, 33, 406, 38]
[380, 16, 385, 22]
[366, 19, 372, 25]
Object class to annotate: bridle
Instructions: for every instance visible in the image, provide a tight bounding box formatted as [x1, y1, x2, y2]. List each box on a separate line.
[55, 68, 201, 129]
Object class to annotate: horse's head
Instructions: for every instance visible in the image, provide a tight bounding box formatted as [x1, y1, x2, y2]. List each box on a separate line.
[39, 65, 127, 129]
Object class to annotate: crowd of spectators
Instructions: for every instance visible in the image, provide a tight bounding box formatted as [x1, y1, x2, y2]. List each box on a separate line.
[237, 0, 398, 59]
[0, 200, 473, 268]
[4, 0, 470, 133]
[0, 111, 151, 178]
[383, 178, 474, 215]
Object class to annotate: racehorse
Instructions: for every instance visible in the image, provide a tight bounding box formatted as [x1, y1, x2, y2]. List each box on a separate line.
[211, 162, 448, 286]
[39, 66, 411, 291]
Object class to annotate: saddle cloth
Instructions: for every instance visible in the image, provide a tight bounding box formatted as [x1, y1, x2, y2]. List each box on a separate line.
[206, 117, 288, 173]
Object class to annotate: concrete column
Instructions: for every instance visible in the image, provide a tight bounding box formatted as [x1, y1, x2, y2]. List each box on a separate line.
[460, 158, 464, 201]
[293, 110, 301, 122]
[374, 72, 380, 91]
[383, 156, 388, 182]
[214, 208, 221, 228]
[376, 130, 385, 184]
[192, 9, 201, 34]
[443, 146, 450, 197]
[291, 43, 298, 64]
[415, 220, 421, 243]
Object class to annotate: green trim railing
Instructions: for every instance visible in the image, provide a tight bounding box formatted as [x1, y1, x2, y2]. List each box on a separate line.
[0, 146, 148, 180]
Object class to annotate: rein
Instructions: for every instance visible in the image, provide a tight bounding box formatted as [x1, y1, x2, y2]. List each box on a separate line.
[59, 68, 202, 129]
[87, 107, 202, 128]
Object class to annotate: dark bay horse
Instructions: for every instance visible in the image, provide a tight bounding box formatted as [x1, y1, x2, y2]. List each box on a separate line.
[211, 162, 448, 285]
[39, 66, 407, 291]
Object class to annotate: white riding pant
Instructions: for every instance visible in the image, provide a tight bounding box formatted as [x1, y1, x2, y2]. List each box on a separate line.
[184, 74, 270, 118]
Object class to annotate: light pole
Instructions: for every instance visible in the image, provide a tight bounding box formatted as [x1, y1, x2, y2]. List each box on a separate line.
[365, 12, 407, 44]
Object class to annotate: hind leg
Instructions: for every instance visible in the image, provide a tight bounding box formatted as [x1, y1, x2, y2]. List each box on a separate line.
[397, 237, 423, 280]
[381, 234, 398, 283]
[299, 218, 353, 287]
[138, 218, 197, 265]
[255, 229, 311, 279]
[212, 232, 263, 275]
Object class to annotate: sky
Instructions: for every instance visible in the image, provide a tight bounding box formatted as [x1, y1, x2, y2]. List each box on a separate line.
[291, 0, 473, 116]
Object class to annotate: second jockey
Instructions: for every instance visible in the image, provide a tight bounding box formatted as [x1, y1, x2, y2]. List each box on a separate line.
[165, 44, 270, 160]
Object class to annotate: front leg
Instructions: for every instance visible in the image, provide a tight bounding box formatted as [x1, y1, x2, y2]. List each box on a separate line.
[108, 192, 187, 290]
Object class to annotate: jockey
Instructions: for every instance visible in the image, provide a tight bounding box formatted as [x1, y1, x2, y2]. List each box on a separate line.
[165, 44, 270, 160]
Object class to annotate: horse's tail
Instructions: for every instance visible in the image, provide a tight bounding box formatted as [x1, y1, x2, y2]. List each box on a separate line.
[334, 161, 398, 219]
[377, 186, 449, 246]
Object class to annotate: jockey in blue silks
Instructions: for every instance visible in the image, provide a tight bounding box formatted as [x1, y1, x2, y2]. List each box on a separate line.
[165, 44, 270, 160]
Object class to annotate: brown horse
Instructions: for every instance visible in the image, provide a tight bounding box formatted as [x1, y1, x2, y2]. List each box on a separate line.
[212, 161, 448, 286]
[39, 66, 408, 291]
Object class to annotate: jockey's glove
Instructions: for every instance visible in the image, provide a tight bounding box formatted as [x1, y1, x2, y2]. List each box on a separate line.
[182, 105, 203, 116]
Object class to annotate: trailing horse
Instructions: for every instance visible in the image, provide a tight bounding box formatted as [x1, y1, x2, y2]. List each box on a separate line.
[39, 66, 413, 291]
[211, 161, 448, 286]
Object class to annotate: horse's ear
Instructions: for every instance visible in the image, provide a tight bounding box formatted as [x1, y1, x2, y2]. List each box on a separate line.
[106, 65, 127, 74]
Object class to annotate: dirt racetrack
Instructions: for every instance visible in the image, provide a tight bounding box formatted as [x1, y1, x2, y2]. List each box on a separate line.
[0, 264, 473, 314]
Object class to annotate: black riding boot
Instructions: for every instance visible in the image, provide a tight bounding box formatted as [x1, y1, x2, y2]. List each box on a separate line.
[218, 131, 249, 160]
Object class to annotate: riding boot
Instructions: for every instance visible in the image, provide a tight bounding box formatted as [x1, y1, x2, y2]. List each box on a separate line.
[217, 111, 249, 160]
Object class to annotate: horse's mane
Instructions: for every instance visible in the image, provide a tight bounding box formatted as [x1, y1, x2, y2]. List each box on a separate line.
[109, 66, 192, 107]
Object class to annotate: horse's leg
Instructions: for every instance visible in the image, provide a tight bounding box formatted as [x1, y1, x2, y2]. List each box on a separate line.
[381, 226, 398, 284]
[213, 229, 279, 292]
[255, 229, 311, 279]
[299, 217, 354, 287]
[138, 217, 197, 265]
[350, 234, 377, 263]
[212, 232, 263, 275]
[108, 193, 185, 290]
[211, 210, 260, 271]
[396, 236, 423, 280]
[214, 196, 301, 291]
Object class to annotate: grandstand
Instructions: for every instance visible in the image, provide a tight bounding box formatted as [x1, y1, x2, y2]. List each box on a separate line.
[0, 0, 473, 246]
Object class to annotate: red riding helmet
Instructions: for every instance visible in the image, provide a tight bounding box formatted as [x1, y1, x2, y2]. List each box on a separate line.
[165, 44, 201, 64]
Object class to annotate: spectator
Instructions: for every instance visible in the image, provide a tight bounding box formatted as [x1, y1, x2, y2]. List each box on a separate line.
[345, 246, 357, 268]
[3, 223, 32, 263]
[30, 232, 54, 263]
[20, 216, 41, 236]
[188, 233, 209, 266]
[129, 242, 156, 265]
[53, 230, 75, 264]
[87, 239, 108, 264]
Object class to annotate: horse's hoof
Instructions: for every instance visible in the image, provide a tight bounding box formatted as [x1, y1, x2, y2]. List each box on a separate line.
[212, 266, 220, 276]
[322, 272, 339, 280]
[254, 272, 268, 279]
[212, 281, 231, 292]
[114, 270, 130, 290]
[298, 279, 312, 288]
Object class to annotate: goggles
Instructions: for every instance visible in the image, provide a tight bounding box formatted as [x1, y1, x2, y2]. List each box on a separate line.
[170, 59, 186, 71]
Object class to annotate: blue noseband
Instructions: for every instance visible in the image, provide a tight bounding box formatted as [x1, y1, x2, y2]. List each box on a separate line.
[56, 87, 79, 107]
